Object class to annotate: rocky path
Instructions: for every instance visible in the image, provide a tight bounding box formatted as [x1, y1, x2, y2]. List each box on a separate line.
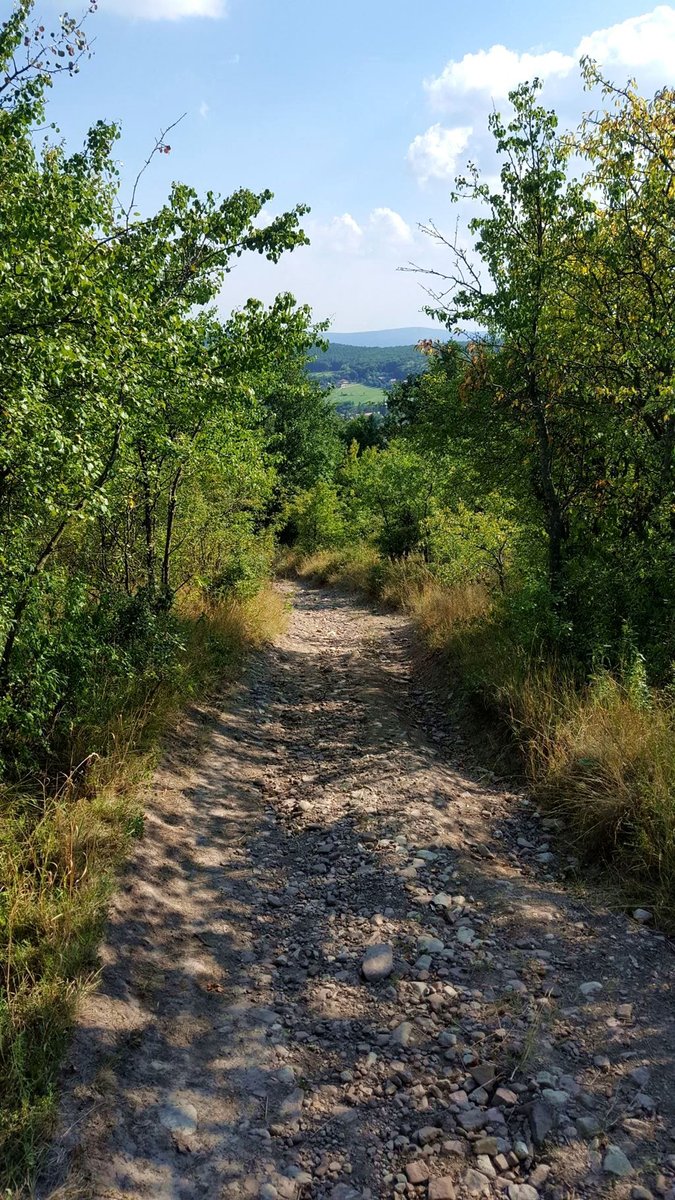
[43, 581, 675, 1200]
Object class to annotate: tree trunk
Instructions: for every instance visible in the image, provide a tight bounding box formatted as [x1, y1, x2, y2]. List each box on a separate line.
[161, 466, 182, 596]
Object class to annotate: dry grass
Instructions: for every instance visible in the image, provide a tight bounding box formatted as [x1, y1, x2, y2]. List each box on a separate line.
[520, 673, 675, 901]
[408, 579, 493, 644]
[288, 545, 383, 595]
[288, 544, 675, 928]
[0, 585, 286, 1194]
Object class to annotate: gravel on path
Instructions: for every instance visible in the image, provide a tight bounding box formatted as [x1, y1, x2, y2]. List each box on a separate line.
[41, 581, 675, 1200]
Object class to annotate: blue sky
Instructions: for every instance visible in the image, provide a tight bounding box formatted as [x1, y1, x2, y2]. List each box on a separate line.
[43, 0, 675, 330]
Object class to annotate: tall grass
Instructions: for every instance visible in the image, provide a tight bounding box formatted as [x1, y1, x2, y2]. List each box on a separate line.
[287, 545, 675, 927]
[0, 586, 286, 1193]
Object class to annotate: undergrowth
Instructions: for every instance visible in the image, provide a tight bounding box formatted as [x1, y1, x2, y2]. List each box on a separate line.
[0, 586, 286, 1193]
[285, 546, 675, 929]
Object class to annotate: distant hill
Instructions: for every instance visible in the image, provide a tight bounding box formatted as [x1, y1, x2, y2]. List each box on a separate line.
[308, 342, 427, 390]
[329, 327, 452, 347]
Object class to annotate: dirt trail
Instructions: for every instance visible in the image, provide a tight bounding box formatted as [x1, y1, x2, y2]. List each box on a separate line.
[43, 581, 674, 1200]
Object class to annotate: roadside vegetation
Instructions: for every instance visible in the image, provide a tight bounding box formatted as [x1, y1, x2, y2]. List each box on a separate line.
[4, 0, 675, 1185]
[0, 3, 336, 1186]
[282, 73, 675, 930]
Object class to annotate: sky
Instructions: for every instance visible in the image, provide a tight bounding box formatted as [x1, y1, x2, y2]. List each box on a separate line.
[39, 0, 675, 331]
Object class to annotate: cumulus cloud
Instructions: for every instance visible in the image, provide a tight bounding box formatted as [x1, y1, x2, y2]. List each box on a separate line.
[103, 0, 225, 19]
[369, 207, 413, 243]
[424, 7, 675, 105]
[406, 123, 472, 184]
[317, 209, 414, 252]
[426, 46, 573, 104]
[577, 5, 675, 73]
[325, 213, 364, 252]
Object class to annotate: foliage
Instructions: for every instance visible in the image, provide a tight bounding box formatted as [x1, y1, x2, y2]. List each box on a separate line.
[284, 69, 675, 928]
[0, 1, 330, 770]
[339, 441, 436, 557]
[0, 2, 325, 1185]
[308, 341, 427, 388]
[282, 482, 346, 553]
[338, 413, 388, 452]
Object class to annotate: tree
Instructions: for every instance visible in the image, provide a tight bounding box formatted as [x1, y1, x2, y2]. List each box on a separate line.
[0, 0, 323, 756]
[414, 83, 592, 609]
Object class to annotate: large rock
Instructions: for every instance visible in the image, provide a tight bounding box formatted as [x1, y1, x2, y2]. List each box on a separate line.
[603, 1145, 633, 1177]
[528, 1100, 554, 1146]
[429, 1179, 456, 1200]
[361, 942, 394, 982]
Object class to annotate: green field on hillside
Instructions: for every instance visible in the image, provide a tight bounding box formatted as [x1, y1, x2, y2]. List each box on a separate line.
[329, 382, 387, 416]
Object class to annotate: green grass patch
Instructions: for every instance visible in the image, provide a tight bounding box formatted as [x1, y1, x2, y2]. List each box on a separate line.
[329, 383, 387, 413]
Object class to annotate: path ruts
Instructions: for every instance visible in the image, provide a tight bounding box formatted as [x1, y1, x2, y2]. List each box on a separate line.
[41, 581, 675, 1200]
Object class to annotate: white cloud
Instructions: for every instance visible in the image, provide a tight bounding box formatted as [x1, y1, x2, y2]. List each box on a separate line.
[313, 208, 416, 254]
[577, 5, 675, 73]
[198, 101, 210, 118]
[369, 207, 413, 243]
[326, 213, 364, 252]
[424, 7, 675, 106]
[426, 46, 573, 104]
[103, 0, 225, 19]
[407, 123, 472, 184]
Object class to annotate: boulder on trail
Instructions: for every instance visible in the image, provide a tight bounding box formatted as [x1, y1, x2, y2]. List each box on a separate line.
[361, 942, 394, 982]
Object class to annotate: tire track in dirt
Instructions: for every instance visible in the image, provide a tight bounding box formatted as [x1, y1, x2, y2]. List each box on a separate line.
[41, 581, 675, 1200]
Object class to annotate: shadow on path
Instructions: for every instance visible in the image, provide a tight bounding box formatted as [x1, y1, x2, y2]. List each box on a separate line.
[40, 582, 675, 1200]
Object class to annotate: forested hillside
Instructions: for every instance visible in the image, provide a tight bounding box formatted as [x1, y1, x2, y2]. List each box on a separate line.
[307, 341, 427, 388]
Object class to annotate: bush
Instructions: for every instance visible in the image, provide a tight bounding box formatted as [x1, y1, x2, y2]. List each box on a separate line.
[283, 482, 347, 553]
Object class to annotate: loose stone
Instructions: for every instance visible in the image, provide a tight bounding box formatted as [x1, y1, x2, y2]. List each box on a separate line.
[361, 943, 394, 982]
[464, 1168, 492, 1196]
[603, 1145, 634, 1177]
[158, 1100, 198, 1134]
[405, 1160, 430, 1184]
[429, 1179, 456, 1200]
[580, 981, 603, 997]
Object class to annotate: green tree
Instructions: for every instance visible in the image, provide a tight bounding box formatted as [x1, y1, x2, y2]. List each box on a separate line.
[418, 83, 592, 608]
